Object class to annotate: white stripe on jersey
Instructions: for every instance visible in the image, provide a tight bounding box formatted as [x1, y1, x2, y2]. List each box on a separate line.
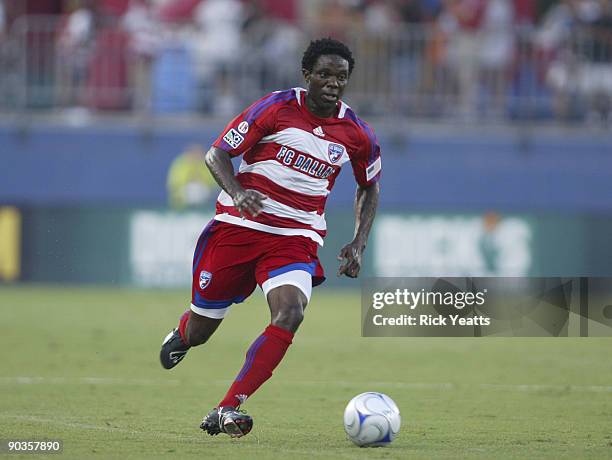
[259, 128, 350, 166]
[338, 100, 350, 119]
[366, 157, 382, 181]
[238, 159, 331, 197]
[293, 86, 349, 119]
[218, 190, 326, 230]
[294, 87, 305, 105]
[213, 214, 325, 246]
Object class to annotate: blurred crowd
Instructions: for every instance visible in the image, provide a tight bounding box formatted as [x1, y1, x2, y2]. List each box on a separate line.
[0, 0, 611, 122]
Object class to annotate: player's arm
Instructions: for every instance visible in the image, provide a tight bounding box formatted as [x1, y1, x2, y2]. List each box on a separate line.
[338, 119, 382, 278]
[337, 181, 380, 278]
[205, 93, 284, 217]
[204, 146, 267, 218]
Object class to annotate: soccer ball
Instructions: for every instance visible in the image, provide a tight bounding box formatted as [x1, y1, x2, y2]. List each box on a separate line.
[343, 392, 401, 447]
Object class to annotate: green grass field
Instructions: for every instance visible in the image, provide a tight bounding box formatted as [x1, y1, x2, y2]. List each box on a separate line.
[1, 285, 611, 459]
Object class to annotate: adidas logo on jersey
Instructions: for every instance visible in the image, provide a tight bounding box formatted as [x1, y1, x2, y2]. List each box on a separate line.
[313, 126, 324, 137]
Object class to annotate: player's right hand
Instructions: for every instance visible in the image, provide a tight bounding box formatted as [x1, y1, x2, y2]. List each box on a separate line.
[233, 189, 268, 218]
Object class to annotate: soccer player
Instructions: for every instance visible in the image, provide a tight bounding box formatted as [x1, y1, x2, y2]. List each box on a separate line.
[160, 37, 381, 438]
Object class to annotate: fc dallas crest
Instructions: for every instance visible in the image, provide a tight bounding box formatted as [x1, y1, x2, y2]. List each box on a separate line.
[328, 143, 344, 164]
[199, 270, 212, 289]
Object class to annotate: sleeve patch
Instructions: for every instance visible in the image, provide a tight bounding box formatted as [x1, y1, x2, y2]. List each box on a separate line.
[223, 129, 245, 149]
[366, 157, 381, 181]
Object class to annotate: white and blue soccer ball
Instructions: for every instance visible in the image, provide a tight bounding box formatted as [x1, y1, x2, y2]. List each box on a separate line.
[343, 392, 401, 447]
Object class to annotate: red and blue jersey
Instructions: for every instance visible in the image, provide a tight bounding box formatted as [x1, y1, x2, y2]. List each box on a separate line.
[212, 87, 382, 246]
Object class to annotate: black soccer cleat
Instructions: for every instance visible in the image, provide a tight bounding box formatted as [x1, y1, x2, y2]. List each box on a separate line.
[160, 328, 190, 369]
[200, 406, 253, 438]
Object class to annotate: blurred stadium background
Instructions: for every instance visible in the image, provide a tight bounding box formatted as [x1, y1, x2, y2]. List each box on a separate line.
[0, 0, 611, 287]
[1, 1, 612, 457]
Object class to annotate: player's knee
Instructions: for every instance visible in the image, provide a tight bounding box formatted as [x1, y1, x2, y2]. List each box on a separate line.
[271, 294, 307, 331]
[268, 285, 308, 332]
[272, 304, 304, 332]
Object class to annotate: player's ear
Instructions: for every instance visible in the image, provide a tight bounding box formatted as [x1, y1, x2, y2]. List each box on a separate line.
[302, 68, 311, 84]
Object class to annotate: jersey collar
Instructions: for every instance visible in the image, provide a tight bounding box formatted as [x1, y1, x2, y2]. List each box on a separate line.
[294, 87, 349, 120]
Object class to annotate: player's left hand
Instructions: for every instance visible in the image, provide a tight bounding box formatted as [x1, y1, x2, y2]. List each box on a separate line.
[337, 241, 365, 278]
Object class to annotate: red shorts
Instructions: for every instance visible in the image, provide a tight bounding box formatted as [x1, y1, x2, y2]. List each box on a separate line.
[191, 220, 325, 317]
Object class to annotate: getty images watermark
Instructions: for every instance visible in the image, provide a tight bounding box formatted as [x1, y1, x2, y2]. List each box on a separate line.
[362, 278, 612, 337]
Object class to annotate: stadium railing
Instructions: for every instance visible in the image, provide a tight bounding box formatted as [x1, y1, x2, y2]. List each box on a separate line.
[1, 15, 611, 123]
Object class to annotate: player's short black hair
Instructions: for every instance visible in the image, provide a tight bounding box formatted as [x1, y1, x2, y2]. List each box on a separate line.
[302, 38, 355, 75]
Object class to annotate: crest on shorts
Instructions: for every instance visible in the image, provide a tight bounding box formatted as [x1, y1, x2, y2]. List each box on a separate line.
[328, 143, 344, 164]
[199, 270, 212, 290]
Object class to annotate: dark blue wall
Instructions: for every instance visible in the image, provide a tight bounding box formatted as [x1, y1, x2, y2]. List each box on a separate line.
[378, 132, 612, 212]
[1, 122, 611, 212]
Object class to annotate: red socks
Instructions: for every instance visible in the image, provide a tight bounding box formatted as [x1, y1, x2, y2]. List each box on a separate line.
[177, 309, 190, 346]
[176, 310, 294, 407]
[218, 324, 294, 408]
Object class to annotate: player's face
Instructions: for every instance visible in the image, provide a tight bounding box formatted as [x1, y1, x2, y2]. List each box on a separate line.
[303, 54, 350, 118]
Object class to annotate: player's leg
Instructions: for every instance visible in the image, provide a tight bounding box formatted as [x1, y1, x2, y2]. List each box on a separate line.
[160, 221, 220, 369]
[267, 284, 308, 332]
[200, 233, 322, 438]
[214, 269, 312, 410]
[159, 310, 224, 370]
[184, 311, 222, 346]
[160, 221, 256, 370]
[159, 309, 224, 370]
[201, 281, 309, 438]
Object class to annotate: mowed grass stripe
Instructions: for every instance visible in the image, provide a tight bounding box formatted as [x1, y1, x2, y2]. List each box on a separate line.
[2, 377, 612, 393]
